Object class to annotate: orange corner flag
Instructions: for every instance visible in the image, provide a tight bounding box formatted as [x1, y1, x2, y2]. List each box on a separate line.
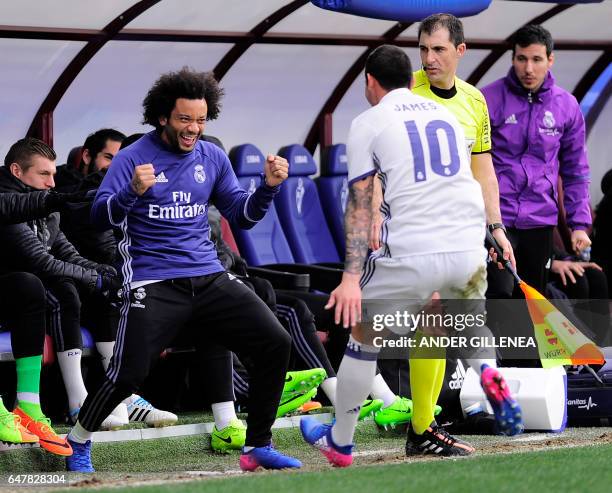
[519, 281, 604, 368]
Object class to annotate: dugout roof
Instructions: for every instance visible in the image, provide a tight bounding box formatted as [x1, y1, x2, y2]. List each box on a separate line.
[0, 0, 610, 202]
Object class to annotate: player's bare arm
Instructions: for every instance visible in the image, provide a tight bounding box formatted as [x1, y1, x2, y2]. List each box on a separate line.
[471, 152, 516, 269]
[130, 163, 156, 196]
[369, 174, 383, 251]
[325, 174, 374, 329]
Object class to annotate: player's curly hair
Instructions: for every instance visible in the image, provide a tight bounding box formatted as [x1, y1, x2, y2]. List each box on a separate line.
[142, 67, 224, 130]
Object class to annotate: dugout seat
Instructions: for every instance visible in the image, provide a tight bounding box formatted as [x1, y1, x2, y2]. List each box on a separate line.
[316, 144, 348, 259]
[227, 144, 342, 291]
[275, 145, 341, 264]
[67, 146, 83, 169]
[0, 328, 94, 364]
[228, 144, 295, 266]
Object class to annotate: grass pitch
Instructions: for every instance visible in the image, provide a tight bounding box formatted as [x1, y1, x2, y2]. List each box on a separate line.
[1, 421, 611, 492]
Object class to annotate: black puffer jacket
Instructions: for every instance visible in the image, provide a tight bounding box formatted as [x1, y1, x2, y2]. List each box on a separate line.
[60, 170, 117, 265]
[0, 189, 52, 225]
[0, 167, 101, 291]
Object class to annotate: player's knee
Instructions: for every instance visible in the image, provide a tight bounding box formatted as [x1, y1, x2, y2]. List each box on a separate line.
[53, 279, 82, 311]
[269, 324, 292, 353]
[13, 272, 46, 302]
[290, 298, 315, 325]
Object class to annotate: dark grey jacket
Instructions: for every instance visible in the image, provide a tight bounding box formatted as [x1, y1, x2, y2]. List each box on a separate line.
[0, 167, 101, 291]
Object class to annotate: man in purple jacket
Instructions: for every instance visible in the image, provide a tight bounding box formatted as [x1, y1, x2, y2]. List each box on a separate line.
[482, 24, 591, 299]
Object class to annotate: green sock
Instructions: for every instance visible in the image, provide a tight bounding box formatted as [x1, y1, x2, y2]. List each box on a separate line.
[18, 401, 45, 421]
[16, 355, 44, 420]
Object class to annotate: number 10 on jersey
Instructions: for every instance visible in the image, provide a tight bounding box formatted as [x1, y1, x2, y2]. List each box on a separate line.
[405, 119, 461, 182]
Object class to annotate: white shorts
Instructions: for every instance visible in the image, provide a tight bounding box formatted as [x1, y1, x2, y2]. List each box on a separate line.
[361, 248, 488, 335]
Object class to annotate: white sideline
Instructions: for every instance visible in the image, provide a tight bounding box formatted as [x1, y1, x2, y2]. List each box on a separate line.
[87, 412, 334, 443]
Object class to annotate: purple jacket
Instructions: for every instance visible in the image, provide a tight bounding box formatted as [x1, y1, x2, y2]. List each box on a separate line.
[482, 69, 591, 230]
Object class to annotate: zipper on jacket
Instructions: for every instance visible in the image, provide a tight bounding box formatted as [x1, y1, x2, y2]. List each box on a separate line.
[527, 91, 533, 104]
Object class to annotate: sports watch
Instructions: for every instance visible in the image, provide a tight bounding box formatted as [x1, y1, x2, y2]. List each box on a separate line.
[487, 223, 506, 234]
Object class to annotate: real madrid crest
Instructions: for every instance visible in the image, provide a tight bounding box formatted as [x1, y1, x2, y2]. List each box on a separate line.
[194, 164, 206, 184]
[543, 110, 555, 129]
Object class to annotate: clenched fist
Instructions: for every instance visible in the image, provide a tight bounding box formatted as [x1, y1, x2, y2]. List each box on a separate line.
[131, 163, 156, 196]
[263, 155, 289, 187]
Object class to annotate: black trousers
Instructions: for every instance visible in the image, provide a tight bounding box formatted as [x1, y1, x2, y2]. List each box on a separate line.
[487, 226, 554, 297]
[0, 272, 46, 358]
[276, 289, 351, 371]
[78, 272, 291, 447]
[486, 226, 554, 364]
[80, 291, 118, 343]
[201, 276, 337, 405]
[550, 266, 610, 346]
[45, 277, 82, 352]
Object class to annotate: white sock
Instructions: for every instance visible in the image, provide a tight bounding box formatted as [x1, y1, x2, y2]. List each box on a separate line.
[68, 421, 93, 443]
[370, 373, 397, 408]
[95, 342, 115, 372]
[331, 337, 378, 447]
[320, 377, 337, 407]
[468, 359, 497, 376]
[211, 401, 237, 430]
[56, 349, 88, 411]
[17, 392, 40, 405]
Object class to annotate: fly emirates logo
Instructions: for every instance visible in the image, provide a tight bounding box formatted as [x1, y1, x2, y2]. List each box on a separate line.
[148, 191, 206, 219]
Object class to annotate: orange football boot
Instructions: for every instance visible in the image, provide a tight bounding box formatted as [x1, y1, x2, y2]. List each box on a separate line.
[13, 407, 72, 456]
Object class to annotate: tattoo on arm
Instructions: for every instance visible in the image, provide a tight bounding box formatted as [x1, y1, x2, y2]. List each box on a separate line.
[344, 175, 374, 274]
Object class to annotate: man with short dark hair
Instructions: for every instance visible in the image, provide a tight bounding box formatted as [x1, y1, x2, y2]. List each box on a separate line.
[412, 14, 513, 264]
[0, 137, 120, 454]
[300, 44, 502, 466]
[481, 24, 591, 297]
[0, 180, 96, 455]
[65, 67, 300, 472]
[369, 14, 524, 438]
[55, 128, 126, 192]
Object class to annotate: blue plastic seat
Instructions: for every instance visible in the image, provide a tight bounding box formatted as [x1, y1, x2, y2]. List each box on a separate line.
[316, 144, 348, 259]
[228, 144, 295, 266]
[275, 145, 340, 264]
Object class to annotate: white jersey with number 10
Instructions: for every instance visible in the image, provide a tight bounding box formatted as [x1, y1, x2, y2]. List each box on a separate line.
[347, 88, 485, 258]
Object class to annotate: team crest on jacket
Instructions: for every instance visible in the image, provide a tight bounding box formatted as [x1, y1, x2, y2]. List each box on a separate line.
[543, 111, 555, 129]
[193, 164, 206, 184]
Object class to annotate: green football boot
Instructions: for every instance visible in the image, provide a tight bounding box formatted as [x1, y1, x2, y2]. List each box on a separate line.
[374, 396, 413, 430]
[358, 399, 384, 420]
[277, 388, 318, 418]
[283, 368, 327, 396]
[0, 411, 38, 444]
[211, 418, 246, 453]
